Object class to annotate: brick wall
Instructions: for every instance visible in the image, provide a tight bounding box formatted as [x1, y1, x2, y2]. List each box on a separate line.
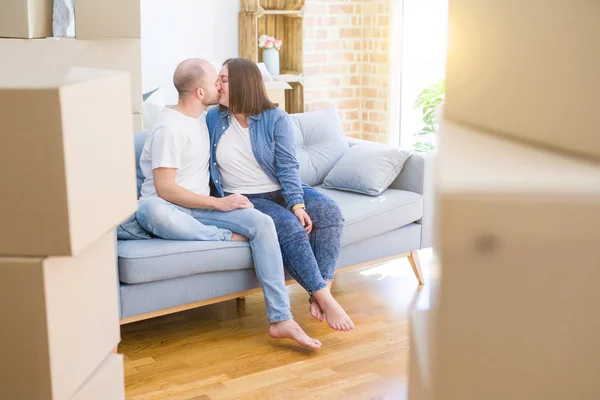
[303, 0, 392, 142]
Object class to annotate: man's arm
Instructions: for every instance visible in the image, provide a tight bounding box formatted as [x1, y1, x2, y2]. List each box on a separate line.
[153, 168, 252, 212]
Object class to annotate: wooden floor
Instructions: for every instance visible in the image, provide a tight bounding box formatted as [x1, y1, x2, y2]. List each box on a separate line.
[119, 250, 436, 400]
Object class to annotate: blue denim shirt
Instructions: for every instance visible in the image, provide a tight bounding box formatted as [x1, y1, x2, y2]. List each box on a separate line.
[206, 106, 305, 209]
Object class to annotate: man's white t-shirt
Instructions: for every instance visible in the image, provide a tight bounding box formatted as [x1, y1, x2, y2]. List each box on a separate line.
[139, 108, 211, 199]
[217, 116, 281, 194]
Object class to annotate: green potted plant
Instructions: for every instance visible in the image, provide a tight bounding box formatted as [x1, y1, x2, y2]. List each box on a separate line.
[413, 78, 445, 152]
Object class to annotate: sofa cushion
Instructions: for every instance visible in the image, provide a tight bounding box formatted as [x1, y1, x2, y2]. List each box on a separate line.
[290, 107, 349, 186]
[118, 186, 423, 285]
[322, 144, 412, 196]
[315, 186, 423, 247]
[119, 240, 252, 284]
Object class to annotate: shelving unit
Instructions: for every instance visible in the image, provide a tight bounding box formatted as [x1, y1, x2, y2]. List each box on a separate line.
[239, 0, 304, 113]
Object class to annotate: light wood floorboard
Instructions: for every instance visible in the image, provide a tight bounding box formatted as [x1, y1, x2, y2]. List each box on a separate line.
[119, 250, 436, 399]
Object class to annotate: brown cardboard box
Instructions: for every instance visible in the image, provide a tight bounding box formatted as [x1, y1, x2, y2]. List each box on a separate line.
[265, 80, 292, 109]
[74, 38, 143, 113]
[431, 119, 600, 400]
[0, 232, 121, 400]
[408, 282, 439, 400]
[0, 0, 52, 38]
[70, 354, 125, 400]
[445, 0, 600, 161]
[4, 37, 144, 113]
[133, 113, 143, 132]
[74, 0, 141, 39]
[0, 42, 137, 256]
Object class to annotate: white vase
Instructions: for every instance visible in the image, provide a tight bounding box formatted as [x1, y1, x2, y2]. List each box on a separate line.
[262, 48, 280, 76]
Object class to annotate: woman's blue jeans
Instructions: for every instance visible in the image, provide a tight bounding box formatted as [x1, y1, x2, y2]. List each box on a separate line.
[237, 187, 344, 295]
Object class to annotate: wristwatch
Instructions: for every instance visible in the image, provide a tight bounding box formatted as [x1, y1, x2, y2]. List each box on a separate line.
[291, 203, 306, 212]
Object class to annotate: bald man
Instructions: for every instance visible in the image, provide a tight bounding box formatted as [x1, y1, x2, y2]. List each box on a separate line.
[135, 59, 321, 349]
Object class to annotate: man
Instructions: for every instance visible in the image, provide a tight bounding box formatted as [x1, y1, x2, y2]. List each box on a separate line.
[136, 59, 321, 349]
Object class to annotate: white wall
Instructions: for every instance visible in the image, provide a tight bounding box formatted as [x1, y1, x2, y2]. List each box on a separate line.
[141, 0, 240, 104]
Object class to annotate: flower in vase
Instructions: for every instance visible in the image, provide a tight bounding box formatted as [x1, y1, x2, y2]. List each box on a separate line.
[258, 34, 269, 47]
[259, 34, 282, 51]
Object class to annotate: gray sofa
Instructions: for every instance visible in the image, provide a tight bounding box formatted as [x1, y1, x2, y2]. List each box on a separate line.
[117, 107, 434, 323]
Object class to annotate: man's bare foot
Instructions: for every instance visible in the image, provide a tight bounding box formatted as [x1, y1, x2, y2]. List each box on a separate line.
[269, 319, 322, 349]
[312, 289, 355, 332]
[309, 296, 325, 322]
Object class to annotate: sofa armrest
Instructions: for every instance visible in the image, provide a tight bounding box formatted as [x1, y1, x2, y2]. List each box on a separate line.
[392, 152, 436, 249]
[347, 137, 436, 249]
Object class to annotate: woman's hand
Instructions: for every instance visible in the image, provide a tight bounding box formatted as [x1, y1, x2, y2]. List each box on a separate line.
[294, 208, 313, 234]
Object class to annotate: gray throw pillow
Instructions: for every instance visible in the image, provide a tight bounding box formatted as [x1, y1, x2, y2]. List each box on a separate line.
[322, 144, 412, 196]
[290, 107, 349, 186]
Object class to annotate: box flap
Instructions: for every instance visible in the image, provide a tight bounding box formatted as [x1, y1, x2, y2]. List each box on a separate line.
[0, 39, 87, 88]
[264, 80, 292, 90]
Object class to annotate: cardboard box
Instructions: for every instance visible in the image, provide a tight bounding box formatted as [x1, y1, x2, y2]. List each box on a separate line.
[74, 0, 141, 39]
[445, 0, 600, 161]
[7, 37, 143, 113]
[408, 282, 439, 400]
[265, 80, 292, 109]
[133, 113, 143, 132]
[0, 232, 121, 400]
[0, 42, 137, 256]
[74, 38, 143, 113]
[432, 119, 600, 400]
[0, 0, 52, 38]
[70, 354, 125, 400]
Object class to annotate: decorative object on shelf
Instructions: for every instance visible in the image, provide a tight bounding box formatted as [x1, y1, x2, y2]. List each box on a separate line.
[239, 0, 305, 113]
[259, 34, 282, 76]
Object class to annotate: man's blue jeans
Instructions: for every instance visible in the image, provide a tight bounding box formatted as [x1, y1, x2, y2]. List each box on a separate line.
[135, 196, 292, 323]
[236, 187, 344, 296]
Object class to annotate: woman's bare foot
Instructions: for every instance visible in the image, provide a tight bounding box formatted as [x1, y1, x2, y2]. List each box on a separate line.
[309, 296, 325, 322]
[269, 319, 322, 349]
[312, 288, 355, 332]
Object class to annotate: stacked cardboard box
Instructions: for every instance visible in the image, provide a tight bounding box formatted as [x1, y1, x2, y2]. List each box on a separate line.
[0, 0, 143, 133]
[408, 282, 439, 400]
[70, 355, 126, 400]
[0, 37, 142, 128]
[425, 120, 600, 400]
[265, 81, 292, 109]
[409, 1, 600, 399]
[0, 40, 136, 399]
[444, 0, 600, 161]
[0, 0, 53, 38]
[74, 0, 143, 131]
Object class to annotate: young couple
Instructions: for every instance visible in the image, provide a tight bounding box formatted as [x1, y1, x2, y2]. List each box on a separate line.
[136, 58, 354, 349]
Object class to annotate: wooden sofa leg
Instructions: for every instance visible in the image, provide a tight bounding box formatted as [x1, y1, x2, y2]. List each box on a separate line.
[408, 251, 425, 285]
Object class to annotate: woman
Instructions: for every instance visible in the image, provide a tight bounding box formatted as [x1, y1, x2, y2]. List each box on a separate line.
[206, 58, 354, 332]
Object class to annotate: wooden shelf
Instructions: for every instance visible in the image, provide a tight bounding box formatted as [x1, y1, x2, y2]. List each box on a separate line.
[258, 8, 303, 18]
[239, 0, 305, 113]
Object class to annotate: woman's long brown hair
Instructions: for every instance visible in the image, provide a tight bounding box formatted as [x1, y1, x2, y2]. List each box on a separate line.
[219, 57, 277, 115]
